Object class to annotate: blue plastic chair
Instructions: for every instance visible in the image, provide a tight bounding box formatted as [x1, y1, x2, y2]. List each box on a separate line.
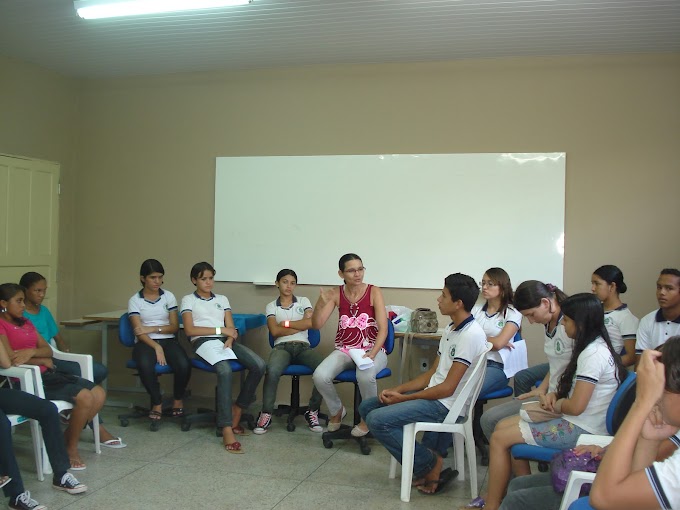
[117, 312, 177, 431]
[321, 320, 395, 455]
[511, 372, 637, 465]
[568, 497, 594, 510]
[268, 329, 329, 432]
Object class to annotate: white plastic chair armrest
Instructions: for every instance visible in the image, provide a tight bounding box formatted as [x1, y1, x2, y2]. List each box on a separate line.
[0, 366, 35, 393]
[576, 434, 612, 448]
[558, 471, 596, 510]
[52, 348, 95, 382]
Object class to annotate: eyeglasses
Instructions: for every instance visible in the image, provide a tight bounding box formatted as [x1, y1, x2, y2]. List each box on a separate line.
[479, 281, 498, 288]
[344, 267, 366, 275]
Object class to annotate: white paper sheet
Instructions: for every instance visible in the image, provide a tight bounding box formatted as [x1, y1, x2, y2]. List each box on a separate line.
[195, 339, 237, 365]
[348, 348, 374, 371]
[499, 339, 528, 378]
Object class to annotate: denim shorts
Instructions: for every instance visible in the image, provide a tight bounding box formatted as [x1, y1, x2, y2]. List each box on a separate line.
[518, 417, 587, 448]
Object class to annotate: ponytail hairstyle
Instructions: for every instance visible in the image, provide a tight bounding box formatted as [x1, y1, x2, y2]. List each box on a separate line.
[593, 265, 627, 294]
[338, 253, 362, 272]
[0, 283, 27, 325]
[556, 293, 627, 399]
[514, 280, 568, 312]
[19, 272, 46, 290]
[658, 336, 680, 394]
[484, 267, 514, 316]
[276, 269, 298, 283]
[190, 262, 215, 282]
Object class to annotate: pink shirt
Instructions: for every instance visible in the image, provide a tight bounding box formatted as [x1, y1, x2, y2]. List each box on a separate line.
[0, 317, 47, 373]
[334, 284, 379, 350]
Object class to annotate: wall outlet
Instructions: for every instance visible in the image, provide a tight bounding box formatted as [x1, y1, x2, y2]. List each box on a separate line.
[419, 357, 430, 372]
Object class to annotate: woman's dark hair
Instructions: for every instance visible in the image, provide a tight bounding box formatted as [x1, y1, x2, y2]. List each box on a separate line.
[19, 272, 46, 289]
[658, 336, 680, 394]
[276, 269, 298, 282]
[338, 253, 362, 272]
[0, 283, 27, 324]
[556, 293, 627, 399]
[484, 267, 514, 316]
[190, 262, 215, 282]
[593, 265, 627, 294]
[140, 259, 165, 279]
[444, 273, 480, 313]
[514, 280, 568, 312]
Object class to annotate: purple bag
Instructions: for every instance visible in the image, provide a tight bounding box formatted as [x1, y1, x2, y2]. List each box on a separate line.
[550, 449, 602, 494]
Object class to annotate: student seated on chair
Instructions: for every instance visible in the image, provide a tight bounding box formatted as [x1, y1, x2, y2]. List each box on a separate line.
[127, 259, 191, 424]
[461, 293, 627, 510]
[254, 269, 324, 434]
[0, 283, 125, 471]
[181, 262, 265, 454]
[20, 272, 108, 385]
[590, 265, 639, 367]
[311, 253, 388, 437]
[634, 268, 680, 367]
[590, 338, 680, 510]
[1, 340, 88, 510]
[359, 273, 488, 495]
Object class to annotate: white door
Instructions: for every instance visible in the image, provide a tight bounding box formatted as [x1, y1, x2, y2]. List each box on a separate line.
[0, 154, 60, 315]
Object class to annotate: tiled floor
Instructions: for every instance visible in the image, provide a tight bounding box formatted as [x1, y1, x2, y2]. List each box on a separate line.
[7, 398, 490, 509]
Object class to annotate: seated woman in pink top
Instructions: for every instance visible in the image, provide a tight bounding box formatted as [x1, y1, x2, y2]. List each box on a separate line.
[312, 253, 388, 437]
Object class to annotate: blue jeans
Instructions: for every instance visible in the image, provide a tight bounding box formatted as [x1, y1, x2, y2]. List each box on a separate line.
[514, 363, 549, 396]
[499, 473, 561, 510]
[359, 396, 449, 479]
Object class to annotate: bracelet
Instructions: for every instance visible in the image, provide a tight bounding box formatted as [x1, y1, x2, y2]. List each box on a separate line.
[216, 327, 221, 335]
[284, 320, 290, 328]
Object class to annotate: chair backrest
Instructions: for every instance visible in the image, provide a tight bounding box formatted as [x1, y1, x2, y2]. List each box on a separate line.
[119, 313, 136, 347]
[384, 320, 395, 355]
[268, 328, 321, 349]
[512, 330, 522, 342]
[442, 343, 492, 423]
[606, 371, 637, 435]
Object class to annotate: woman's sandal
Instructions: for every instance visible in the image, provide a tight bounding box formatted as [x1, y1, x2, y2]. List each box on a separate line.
[224, 441, 244, 454]
[0, 475, 12, 489]
[69, 459, 87, 471]
[171, 408, 185, 418]
[149, 410, 162, 421]
[232, 425, 250, 436]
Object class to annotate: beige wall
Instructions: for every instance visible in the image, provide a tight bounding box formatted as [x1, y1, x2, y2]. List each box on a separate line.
[3, 52, 680, 404]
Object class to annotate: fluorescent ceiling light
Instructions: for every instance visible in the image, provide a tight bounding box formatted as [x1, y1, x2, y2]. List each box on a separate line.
[74, 0, 252, 19]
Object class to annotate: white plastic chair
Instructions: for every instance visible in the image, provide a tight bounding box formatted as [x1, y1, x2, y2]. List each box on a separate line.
[22, 349, 101, 474]
[558, 434, 612, 510]
[0, 366, 44, 481]
[389, 343, 492, 502]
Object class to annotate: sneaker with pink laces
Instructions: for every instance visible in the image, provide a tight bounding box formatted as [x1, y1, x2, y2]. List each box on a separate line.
[253, 412, 272, 434]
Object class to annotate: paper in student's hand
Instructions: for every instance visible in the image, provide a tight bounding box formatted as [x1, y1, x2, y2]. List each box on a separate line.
[499, 339, 528, 378]
[195, 339, 238, 365]
[348, 348, 374, 370]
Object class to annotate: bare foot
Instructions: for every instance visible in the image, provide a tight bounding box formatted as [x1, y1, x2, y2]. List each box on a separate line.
[232, 404, 243, 428]
[418, 454, 444, 494]
[98, 426, 116, 443]
[222, 426, 237, 446]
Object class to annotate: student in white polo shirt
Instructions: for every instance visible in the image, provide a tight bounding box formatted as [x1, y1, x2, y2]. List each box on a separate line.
[635, 268, 680, 366]
[590, 264, 639, 366]
[359, 273, 488, 495]
[591, 337, 680, 510]
[181, 262, 265, 454]
[127, 259, 191, 422]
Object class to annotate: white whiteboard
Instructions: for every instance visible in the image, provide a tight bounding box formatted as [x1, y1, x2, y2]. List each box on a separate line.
[214, 153, 565, 289]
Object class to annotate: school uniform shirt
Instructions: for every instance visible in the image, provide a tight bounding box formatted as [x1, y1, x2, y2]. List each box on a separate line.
[603, 304, 639, 354]
[635, 309, 680, 354]
[427, 315, 488, 410]
[23, 305, 59, 346]
[180, 292, 231, 343]
[545, 316, 575, 393]
[471, 303, 522, 364]
[127, 289, 178, 342]
[265, 296, 312, 346]
[562, 337, 619, 435]
[646, 447, 680, 510]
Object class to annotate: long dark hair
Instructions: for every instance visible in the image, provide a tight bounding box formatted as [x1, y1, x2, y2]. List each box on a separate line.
[484, 267, 514, 316]
[556, 293, 627, 399]
[514, 280, 568, 312]
[0, 283, 27, 325]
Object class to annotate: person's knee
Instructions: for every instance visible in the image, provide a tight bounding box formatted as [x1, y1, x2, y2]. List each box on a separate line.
[252, 357, 266, 376]
[312, 368, 331, 386]
[74, 390, 95, 408]
[214, 362, 233, 377]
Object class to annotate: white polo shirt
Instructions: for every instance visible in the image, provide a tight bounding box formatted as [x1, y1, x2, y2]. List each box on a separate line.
[545, 315, 574, 393]
[471, 303, 522, 364]
[562, 337, 620, 435]
[646, 447, 680, 510]
[603, 304, 639, 354]
[635, 309, 680, 354]
[427, 315, 488, 410]
[180, 291, 231, 343]
[127, 289, 177, 342]
[265, 296, 313, 346]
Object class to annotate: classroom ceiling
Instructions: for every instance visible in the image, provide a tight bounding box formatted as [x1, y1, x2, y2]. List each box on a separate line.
[1, 0, 679, 78]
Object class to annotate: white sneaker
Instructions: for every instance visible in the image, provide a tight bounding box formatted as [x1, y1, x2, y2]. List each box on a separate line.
[304, 409, 323, 432]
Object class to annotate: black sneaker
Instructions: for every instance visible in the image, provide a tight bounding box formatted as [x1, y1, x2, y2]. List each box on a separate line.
[253, 412, 272, 434]
[304, 409, 323, 433]
[9, 491, 47, 510]
[53, 473, 87, 495]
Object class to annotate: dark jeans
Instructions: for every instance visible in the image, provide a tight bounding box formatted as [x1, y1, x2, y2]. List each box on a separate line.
[54, 358, 108, 385]
[0, 388, 70, 498]
[514, 363, 549, 396]
[132, 339, 192, 406]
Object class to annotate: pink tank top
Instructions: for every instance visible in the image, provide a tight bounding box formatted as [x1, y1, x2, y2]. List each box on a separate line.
[334, 284, 379, 350]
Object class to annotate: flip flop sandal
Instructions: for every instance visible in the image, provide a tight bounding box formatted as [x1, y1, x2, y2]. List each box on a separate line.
[459, 496, 486, 508]
[69, 459, 87, 471]
[224, 441, 244, 454]
[149, 410, 162, 421]
[100, 437, 127, 449]
[0, 475, 11, 489]
[232, 426, 250, 436]
[417, 468, 457, 495]
[171, 408, 185, 418]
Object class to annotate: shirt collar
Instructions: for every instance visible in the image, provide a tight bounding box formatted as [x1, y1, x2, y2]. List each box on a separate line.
[194, 291, 215, 301]
[275, 296, 298, 307]
[655, 308, 680, 323]
[451, 314, 475, 332]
